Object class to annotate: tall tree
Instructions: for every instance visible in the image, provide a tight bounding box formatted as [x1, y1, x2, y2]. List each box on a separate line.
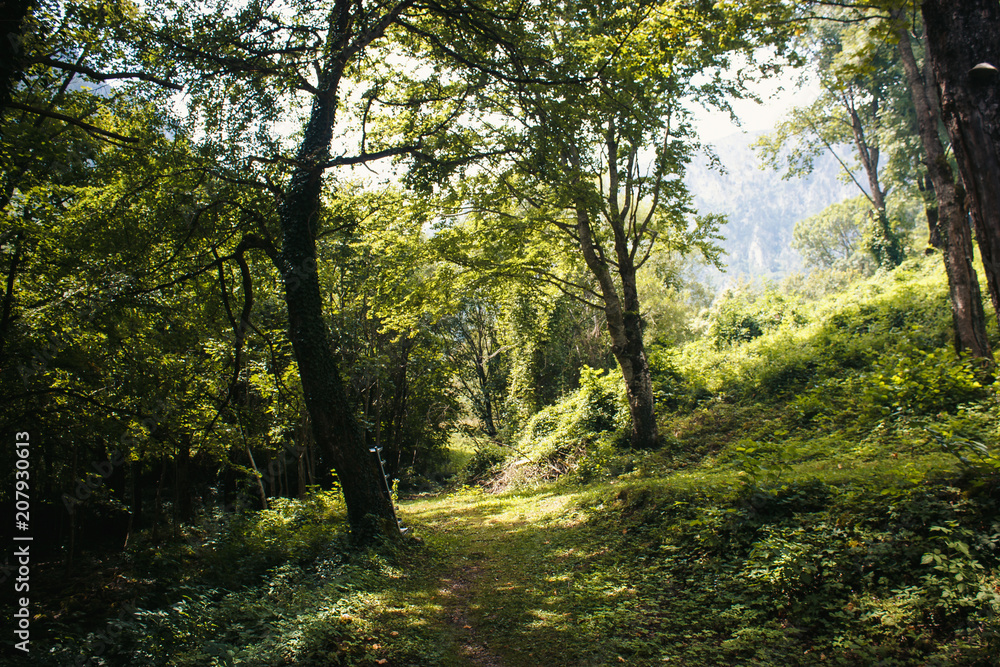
[248, 0, 414, 540]
[892, 10, 992, 359]
[756, 14, 907, 268]
[441, 0, 791, 449]
[792, 196, 867, 270]
[159, 0, 549, 540]
[442, 295, 509, 437]
[921, 0, 1000, 333]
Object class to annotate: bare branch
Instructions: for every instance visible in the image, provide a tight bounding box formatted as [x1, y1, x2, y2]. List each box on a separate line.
[322, 144, 421, 168]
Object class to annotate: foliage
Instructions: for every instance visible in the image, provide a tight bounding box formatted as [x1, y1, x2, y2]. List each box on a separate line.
[639, 247, 716, 346]
[755, 5, 923, 270]
[708, 279, 806, 347]
[16, 196, 1000, 667]
[9, 0, 1000, 663]
[324, 186, 461, 481]
[519, 367, 629, 462]
[792, 196, 870, 270]
[675, 255, 959, 404]
[647, 344, 707, 411]
[457, 439, 511, 486]
[458, 366, 631, 490]
[577, 470, 1000, 665]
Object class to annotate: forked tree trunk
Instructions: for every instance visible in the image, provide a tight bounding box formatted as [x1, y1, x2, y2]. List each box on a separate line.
[896, 22, 992, 359]
[275, 1, 402, 542]
[922, 0, 1000, 331]
[843, 93, 903, 268]
[573, 203, 659, 450]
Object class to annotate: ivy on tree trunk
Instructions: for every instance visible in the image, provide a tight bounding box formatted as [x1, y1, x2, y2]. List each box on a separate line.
[275, 0, 411, 543]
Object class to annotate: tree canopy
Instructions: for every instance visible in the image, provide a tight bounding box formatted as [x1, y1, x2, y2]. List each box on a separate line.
[2, 0, 999, 551]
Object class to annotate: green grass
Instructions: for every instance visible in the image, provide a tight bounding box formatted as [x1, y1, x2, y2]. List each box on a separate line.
[442, 431, 481, 477]
[27, 254, 1000, 665]
[30, 419, 1000, 666]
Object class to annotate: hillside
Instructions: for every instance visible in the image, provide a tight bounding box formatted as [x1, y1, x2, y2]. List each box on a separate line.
[17, 255, 1000, 666]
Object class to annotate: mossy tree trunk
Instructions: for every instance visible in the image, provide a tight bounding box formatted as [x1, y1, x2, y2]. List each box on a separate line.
[276, 0, 411, 542]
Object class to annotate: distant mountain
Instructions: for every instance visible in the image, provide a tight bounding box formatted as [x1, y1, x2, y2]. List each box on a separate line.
[685, 130, 855, 286]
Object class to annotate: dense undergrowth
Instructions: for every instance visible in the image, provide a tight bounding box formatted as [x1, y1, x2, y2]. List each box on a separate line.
[445, 255, 1000, 663]
[16, 255, 1000, 665]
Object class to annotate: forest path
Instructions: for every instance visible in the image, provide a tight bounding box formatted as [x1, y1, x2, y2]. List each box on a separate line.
[396, 486, 622, 666]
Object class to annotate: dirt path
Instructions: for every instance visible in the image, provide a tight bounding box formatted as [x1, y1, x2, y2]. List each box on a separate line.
[438, 556, 505, 667]
[397, 488, 619, 666]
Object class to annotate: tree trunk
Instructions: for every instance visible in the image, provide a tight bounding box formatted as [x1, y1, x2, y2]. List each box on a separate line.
[127, 460, 142, 540]
[244, 444, 268, 510]
[175, 436, 193, 522]
[615, 281, 659, 450]
[922, 0, 1000, 328]
[386, 337, 412, 479]
[474, 353, 498, 437]
[897, 21, 992, 359]
[275, 2, 400, 542]
[152, 457, 167, 543]
[917, 173, 942, 250]
[297, 448, 307, 498]
[843, 92, 903, 267]
[572, 203, 659, 449]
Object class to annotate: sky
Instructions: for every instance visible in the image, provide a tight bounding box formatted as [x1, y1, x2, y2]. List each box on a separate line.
[692, 71, 821, 142]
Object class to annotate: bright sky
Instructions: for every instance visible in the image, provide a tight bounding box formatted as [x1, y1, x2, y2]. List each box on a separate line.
[693, 70, 821, 142]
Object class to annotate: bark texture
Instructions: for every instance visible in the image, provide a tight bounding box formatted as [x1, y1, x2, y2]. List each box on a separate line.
[897, 23, 992, 359]
[276, 1, 406, 542]
[922, 0, 1000, 330]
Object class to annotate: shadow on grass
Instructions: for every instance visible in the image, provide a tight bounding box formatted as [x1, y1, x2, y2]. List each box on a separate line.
[398, 489, 638, 666]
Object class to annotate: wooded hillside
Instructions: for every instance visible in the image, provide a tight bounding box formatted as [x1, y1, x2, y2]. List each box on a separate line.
[2, 0, 1000, 665]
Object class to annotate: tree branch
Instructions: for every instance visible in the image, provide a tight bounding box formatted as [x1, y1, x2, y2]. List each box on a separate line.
[322, 144, 421, 168]
[32, 55, 183, 90]
[7, 102, 139, 144]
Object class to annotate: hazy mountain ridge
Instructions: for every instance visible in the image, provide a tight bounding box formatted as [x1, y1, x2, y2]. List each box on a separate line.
[687, 130, 856, 285]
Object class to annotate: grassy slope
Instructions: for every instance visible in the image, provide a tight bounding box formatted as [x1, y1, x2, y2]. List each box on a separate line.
[383, 256, 1000, 665]
[23, 256, 1000, 666]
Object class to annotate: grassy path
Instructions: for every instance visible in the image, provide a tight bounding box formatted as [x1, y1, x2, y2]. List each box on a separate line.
[387, 486, 633, 666]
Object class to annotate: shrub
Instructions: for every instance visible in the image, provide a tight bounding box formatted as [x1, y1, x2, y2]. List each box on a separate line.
[648, 345, 707, 410]
[708, 282, 805, 348]
[677, 255, 958, 404]
[519, 366, 628, 461]
[458, 441, 510, 484]
[859, 342, 988, 419]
